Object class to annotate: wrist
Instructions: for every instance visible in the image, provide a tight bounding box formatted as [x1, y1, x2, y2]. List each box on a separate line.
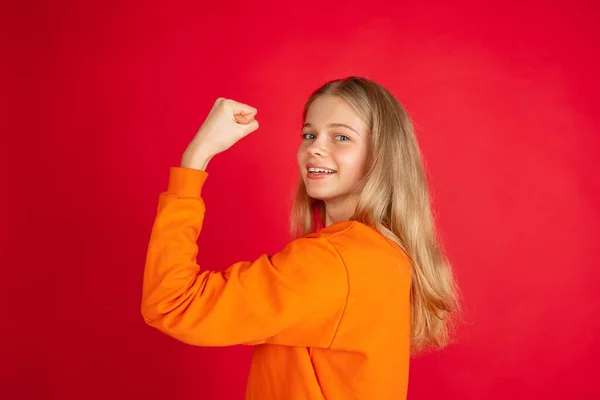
[181, 150, 214, 171]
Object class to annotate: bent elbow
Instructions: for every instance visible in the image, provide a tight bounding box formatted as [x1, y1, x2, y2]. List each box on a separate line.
[140, 299, 197, 344]
[140, 291, 170, 328]
[140, 300, 160, 327]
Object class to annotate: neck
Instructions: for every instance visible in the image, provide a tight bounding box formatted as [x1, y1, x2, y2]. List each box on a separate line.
[324, 197, 357, 227]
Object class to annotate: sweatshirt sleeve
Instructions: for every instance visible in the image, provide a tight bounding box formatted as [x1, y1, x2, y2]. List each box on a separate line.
[141, 167, 348, 348]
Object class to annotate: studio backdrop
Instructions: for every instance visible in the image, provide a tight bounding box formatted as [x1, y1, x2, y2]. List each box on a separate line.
[2, 0, 598, 399]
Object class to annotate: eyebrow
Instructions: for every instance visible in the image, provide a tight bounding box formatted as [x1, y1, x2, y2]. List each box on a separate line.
[302, 122, 361, 136]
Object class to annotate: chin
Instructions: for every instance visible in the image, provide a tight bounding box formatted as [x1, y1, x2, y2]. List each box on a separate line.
[306, 188, 336, 201]
[305, 187, 325, 200]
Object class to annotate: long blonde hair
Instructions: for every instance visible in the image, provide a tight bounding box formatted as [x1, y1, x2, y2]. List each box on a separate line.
[290, 76, 460, 353]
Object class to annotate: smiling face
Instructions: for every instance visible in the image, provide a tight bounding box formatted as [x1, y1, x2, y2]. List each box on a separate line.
[297, 95, 370, 209]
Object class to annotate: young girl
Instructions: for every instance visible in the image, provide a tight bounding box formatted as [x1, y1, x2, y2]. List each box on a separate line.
[141, 76, 459, 399]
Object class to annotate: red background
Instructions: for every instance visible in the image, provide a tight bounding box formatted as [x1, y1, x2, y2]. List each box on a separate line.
[2, 0, 599, 399]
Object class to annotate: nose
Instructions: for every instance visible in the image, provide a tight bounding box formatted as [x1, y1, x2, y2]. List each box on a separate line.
[307, 137, 328, 157]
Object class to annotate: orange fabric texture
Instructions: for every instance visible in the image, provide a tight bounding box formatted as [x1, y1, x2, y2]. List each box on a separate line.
[141, 167, 412, 399]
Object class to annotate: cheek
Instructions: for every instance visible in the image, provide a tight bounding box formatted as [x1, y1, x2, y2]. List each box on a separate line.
[297, 145, 306, 168]
[337, 147, 369, 178]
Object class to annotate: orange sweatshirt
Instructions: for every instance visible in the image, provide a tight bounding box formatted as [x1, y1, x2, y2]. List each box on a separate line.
[141, 167, 412, 399]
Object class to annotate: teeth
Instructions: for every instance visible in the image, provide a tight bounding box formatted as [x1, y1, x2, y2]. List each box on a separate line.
[308, 167, 335, 173]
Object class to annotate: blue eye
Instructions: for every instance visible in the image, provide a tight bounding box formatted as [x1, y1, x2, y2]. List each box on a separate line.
[302, 133, 316, 140]
[336, 135, 350, 141]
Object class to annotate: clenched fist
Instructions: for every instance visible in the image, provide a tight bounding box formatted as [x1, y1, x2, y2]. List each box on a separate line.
[181, 98, 259, 170]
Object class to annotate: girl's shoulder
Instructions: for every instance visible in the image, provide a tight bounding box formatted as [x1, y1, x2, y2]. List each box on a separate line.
[306, 221, 408, 262]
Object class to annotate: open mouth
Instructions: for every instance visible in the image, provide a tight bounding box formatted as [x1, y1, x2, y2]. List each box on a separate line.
[307, 167, 337, 180]
[307, 167, 337, 174]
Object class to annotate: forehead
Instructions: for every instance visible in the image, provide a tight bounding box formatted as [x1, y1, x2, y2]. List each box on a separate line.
[305, 95, 366, 130]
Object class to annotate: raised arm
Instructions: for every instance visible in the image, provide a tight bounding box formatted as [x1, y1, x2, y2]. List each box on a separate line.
[141, 167, 348, 348]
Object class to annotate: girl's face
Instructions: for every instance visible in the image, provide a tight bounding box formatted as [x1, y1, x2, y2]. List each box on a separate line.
[297, 95, 370, 205]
